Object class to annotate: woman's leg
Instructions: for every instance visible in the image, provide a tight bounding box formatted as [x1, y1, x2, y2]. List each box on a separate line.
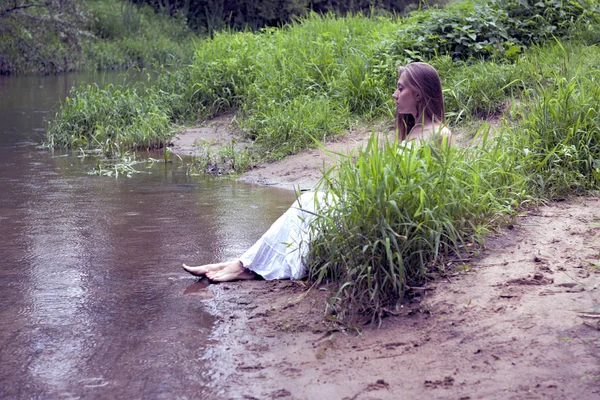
[182, 260, 256, 281]
[182, 262, 230, 276]
[183, 191, 324, 282]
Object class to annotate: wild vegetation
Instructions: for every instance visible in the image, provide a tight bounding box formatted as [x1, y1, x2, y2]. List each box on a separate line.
[309, 46, 600, 321]
[132, 0, 439, 33]
[47, 0, 598, 156]
[1, 0, 434, 75]
[0, 0, 197, 74]
[45, 0, 600, 322]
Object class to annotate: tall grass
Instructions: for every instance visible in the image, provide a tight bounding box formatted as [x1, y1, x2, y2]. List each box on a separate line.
[520, 69, 600, 197]
[308, 41, 600, 323]
[48, 0, 598, 159]
[187, 14, 399, 160]
[308, 131, 529, 323]
[47, 12, 400, 159]
[48, 83, 173, 155]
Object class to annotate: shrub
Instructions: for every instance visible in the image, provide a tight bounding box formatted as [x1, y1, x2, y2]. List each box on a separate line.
[520, 69, 600, 197]
[375, 0, 598, 69]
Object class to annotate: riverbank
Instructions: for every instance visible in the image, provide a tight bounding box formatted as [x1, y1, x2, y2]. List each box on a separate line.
[171, 115, 392, 191]
[186, 197, 600, 399]
[171, 115, 476, 190]
[174, 117, 600, 398]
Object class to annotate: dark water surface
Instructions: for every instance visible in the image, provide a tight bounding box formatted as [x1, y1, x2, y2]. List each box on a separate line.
[0, 72, 295, 398]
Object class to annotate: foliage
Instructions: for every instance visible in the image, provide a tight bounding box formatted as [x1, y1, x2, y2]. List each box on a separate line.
[82, 0, 196, 71]
[308, 132, 529, 322]
[375, 0, 599, 71]
[48, 13, 400, 159]
[308, 41, 600, 323]
[0, 0, 86, 74]
[47, 82, 174, 154]
[519, 58, 600, 197]
[48, 0, 600, 158]
[0, 0, 198, 75]
[133, 0, 442, 33]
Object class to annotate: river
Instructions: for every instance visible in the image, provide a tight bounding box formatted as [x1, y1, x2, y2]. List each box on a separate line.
[0, 71, 295, 399]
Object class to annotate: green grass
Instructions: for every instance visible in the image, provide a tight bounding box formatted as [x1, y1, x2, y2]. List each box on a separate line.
[47, 82, 174, 155]
[47, 0, 598, 159]
[519, 63, 600, 198]
[47, 12, 400, 159]
[307, 41, 600, 323]
[308, 129, 530, 323]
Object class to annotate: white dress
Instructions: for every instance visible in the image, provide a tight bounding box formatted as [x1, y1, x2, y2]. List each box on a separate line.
[239, 191, 327, 280]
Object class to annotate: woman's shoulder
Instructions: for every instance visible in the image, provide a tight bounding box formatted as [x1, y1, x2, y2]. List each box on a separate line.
[438, 125, 452, 136]
[428, 123, 451, 138]
[410, 123, 452, 144]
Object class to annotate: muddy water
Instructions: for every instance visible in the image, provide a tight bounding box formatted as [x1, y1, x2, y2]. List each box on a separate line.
[0, 72, 295, 399]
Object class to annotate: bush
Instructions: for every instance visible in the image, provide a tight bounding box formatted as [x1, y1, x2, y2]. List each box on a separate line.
[375, 0, 598, 69]
[520, 68, 600, 197]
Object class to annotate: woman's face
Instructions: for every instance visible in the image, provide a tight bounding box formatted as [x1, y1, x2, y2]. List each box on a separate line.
[392, 73, 418, 117]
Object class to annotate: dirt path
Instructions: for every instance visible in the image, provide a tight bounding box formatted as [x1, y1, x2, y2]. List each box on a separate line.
[174, 120, 599, 399]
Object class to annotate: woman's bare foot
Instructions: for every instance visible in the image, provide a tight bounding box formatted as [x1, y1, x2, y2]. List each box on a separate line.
[182, 262, 230, 277]
[205, 261, 255, 282]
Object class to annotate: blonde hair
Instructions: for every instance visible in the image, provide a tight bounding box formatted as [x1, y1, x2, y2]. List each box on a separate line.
[396, 62, 446, 141]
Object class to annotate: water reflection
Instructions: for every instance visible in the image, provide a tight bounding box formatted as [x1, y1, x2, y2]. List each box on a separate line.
[0, 71, 296, 398]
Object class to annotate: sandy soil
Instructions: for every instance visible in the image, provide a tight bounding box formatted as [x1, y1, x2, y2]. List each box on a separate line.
[171, 116, 394, 191]
[174, 121, 600, 399]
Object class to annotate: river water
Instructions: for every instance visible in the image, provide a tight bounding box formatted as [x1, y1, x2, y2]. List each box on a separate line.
[0, 72, 295, 399]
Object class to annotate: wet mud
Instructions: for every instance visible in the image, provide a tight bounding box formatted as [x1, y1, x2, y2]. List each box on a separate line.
[200, 198, 600, 399]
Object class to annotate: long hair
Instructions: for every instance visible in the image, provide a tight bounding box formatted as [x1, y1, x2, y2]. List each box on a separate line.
[395, 62, 446, 141]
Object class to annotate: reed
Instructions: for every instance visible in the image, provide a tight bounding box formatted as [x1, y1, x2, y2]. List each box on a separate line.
[307, 129, 529, 323]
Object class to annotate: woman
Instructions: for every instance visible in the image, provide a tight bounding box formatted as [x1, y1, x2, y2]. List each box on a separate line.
[394, 62, 452, 144]
[183, 62, 451, 282]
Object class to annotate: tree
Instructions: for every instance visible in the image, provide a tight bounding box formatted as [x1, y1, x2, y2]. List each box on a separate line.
[0, 0, 86, 74]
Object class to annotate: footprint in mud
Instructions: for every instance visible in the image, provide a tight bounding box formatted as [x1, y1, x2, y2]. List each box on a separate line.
[183, 280, 213, 298]
[506, 273, 553, 286]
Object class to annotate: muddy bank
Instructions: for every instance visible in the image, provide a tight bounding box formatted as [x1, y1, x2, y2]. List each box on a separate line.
[195, 198, 600, 399]
[171, 117, 394, 191]
[173, 120, 599, 398]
